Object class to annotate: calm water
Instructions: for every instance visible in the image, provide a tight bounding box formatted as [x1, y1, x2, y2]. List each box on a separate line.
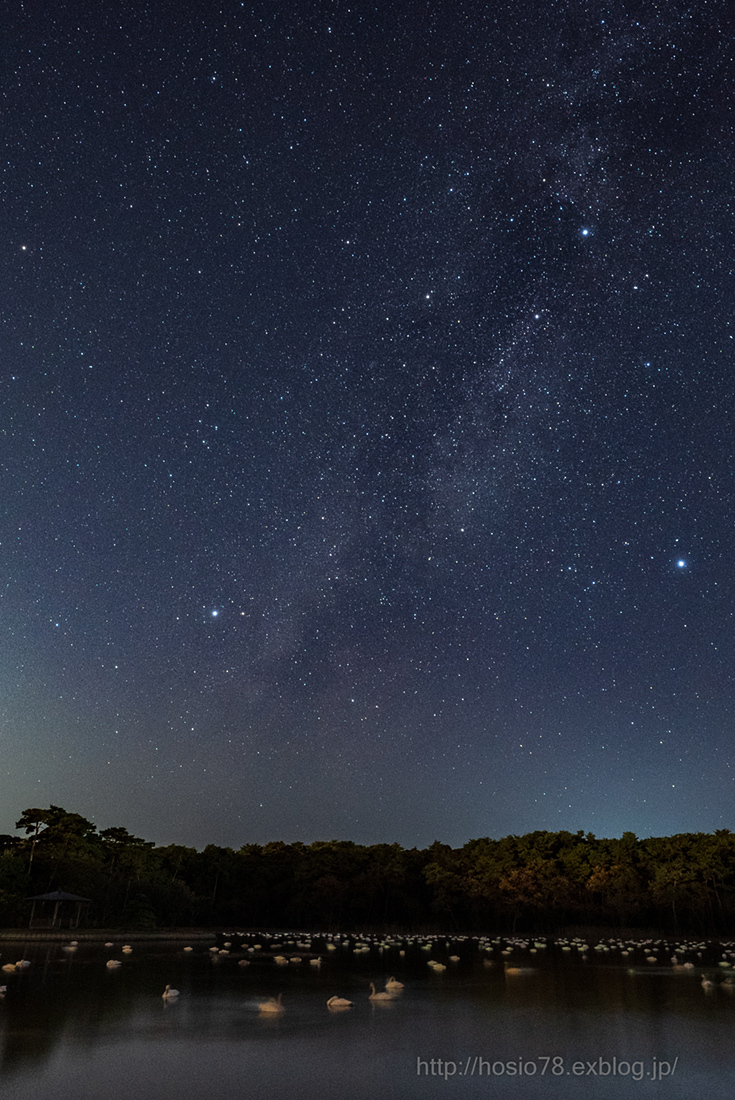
[0, 936, 733, 1099]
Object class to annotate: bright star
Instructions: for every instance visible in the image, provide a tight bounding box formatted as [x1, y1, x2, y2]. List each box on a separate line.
[211, 609, 219, 617]
[676, 560, 686, 569]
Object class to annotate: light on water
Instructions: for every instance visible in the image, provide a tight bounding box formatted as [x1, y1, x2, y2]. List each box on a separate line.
[0, 935, 733, 1099]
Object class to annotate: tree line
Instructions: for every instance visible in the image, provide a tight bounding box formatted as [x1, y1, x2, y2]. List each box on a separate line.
[0, 806, 733, 933]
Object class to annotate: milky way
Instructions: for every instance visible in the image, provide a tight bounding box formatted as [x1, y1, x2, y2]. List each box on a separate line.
[1, 0, 732, 846]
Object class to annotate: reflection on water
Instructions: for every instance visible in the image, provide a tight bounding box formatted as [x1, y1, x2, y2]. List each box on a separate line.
[0, 935, 733, 1099]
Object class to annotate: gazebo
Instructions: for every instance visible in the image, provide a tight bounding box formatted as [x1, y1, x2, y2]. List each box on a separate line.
[27, 890, 91, 930]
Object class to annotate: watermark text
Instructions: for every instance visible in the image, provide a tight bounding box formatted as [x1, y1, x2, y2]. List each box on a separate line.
[416, 1055, 678, 1082]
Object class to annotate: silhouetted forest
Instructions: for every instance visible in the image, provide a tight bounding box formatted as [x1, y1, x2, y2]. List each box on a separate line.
[1, 807, 733, 934]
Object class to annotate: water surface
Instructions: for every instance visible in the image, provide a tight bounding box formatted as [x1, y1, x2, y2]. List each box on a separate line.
[0, 936, 732, 1098]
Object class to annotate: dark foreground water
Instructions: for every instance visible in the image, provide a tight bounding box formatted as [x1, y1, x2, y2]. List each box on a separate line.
[0, 935, 733, 1099]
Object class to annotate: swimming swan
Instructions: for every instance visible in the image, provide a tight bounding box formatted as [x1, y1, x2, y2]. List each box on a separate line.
[259, 993, 284, 1014]
[327, 996, 353, 1008]
[162, 985, 180, 999]
[368, 983, 394, 1001]
[385, 976, 404, 990]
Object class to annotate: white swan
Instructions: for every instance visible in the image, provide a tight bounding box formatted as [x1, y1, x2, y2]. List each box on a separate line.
[162, 984, 180, 999]
[327, 996, 353, 1008]
[385, 976, 404, 990]
[106, 959, 122, 969]
[259, 993, 284, 1014]
[368, 982, 394, 1002]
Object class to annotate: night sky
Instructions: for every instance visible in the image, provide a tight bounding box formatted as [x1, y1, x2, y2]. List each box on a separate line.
[2, 0, 733, 849]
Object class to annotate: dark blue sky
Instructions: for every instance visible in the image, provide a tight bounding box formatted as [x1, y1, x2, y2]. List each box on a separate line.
[2, 0, 732, 847]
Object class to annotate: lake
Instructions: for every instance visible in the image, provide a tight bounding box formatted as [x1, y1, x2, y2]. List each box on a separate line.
[0, 933, 733, 1098]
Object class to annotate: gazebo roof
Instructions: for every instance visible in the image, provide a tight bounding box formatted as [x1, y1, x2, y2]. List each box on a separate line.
[27, 890, 91, 902]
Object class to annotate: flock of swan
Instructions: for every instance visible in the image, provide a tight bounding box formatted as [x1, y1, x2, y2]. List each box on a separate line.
[178, 930, 734, 1010]
[187, 930, 735, 1006]
[2, 931, 734, 1011]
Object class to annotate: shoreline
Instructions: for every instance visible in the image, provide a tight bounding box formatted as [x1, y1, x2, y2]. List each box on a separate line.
[0, 929, 217, 941]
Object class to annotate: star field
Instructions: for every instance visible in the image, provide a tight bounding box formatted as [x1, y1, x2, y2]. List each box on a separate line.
[1, 0, 733, 847]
